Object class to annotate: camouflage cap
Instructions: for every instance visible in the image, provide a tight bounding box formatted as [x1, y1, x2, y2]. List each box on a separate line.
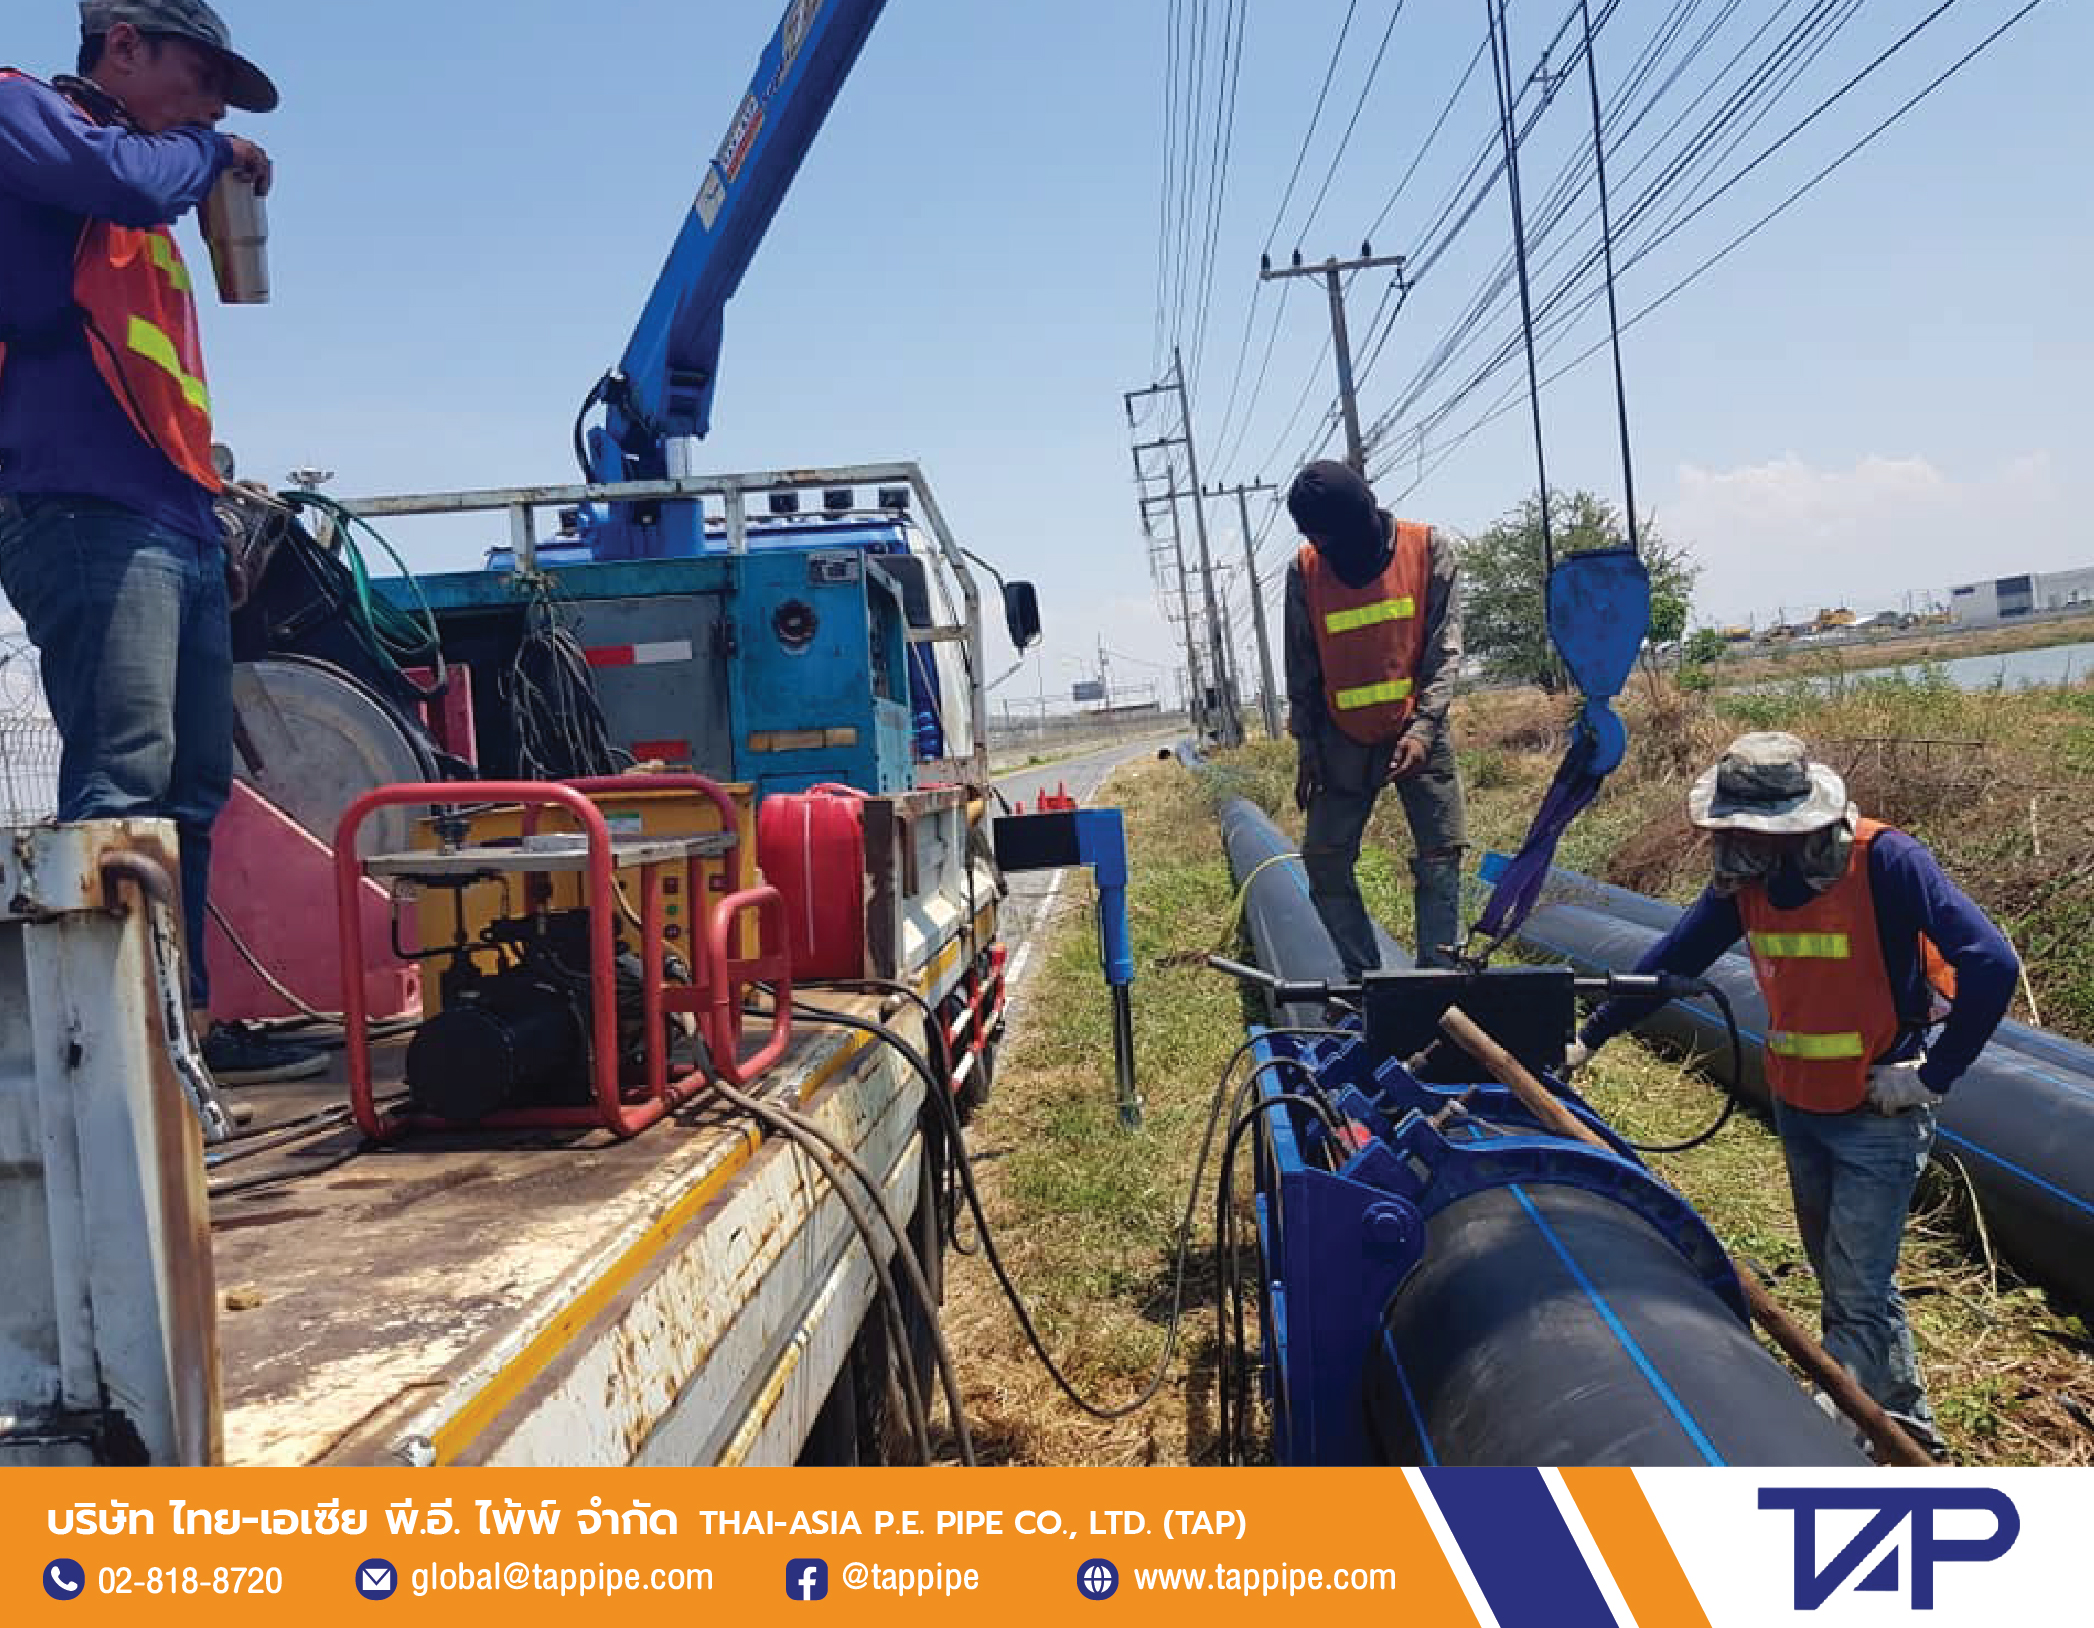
[79, 0, 278, 112]
[1687, 731, 1851, 834]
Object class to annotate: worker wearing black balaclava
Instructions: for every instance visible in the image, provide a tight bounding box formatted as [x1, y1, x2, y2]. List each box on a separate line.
[1282, 461, 1468, 973]
[1287, 460, 1392, 589]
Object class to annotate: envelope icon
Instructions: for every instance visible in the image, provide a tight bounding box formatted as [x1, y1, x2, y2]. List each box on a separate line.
[361, 1566, 394, 1594]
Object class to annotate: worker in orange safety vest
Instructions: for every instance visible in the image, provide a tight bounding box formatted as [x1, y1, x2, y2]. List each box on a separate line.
[1571, 732, 2019, 1459]
[1283, 460, 1467, 974]
[0, 2, 320, 1084]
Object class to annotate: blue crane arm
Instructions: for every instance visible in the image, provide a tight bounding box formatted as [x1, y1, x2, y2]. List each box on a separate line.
[588, 0, 889, 481]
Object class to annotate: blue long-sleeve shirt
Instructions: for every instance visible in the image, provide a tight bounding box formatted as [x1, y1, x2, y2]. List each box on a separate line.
[0, 72, 231, 544]
[1579, 826, 2018, 1094]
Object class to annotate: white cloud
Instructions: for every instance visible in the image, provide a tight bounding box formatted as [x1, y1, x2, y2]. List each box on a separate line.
[1660, 451, 2080, 626]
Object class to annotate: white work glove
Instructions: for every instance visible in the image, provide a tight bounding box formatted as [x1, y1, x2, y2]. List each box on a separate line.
[1865, 1058, 1938, 1114]
[1560, 1040, 1592, 1079]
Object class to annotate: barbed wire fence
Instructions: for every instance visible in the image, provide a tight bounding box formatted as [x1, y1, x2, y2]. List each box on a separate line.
[0, 630, 61, 823]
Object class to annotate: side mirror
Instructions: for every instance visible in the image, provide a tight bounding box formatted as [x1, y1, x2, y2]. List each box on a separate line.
[1003, 581, 1042, 651]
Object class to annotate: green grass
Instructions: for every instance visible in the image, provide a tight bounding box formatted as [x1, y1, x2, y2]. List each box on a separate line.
[942, 759, 1251, 1465]
[950, 683, 2094, 1465]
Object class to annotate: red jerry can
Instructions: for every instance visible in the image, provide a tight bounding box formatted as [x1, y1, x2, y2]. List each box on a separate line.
[757, 784, 871, 981]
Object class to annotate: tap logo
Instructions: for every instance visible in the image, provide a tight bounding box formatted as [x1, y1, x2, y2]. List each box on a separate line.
[786, 1559, 829, 1603]
[1758, 1488, 2019, 1610]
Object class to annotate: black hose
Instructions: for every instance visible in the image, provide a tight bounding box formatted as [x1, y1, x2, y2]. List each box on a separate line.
[704, 1066, 945, 1465]
[1215, 1091, 1340, 1464]
[786, 999, 1229, 1422]
[1616, 978, 1748, 1156]
[796, 987, 1367, 1436]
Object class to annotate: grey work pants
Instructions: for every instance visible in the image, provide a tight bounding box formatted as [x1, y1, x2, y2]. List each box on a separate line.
[1301, 728, 1467, 975]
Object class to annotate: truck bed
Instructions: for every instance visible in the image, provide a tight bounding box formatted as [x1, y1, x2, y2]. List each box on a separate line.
[211, 993, 930, 1467]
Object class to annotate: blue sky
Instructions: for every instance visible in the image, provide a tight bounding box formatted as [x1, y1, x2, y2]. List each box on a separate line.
[21, 0, 2086, 701]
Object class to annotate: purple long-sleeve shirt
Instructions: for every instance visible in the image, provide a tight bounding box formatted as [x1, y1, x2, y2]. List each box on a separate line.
[1579, 826, 2018, 1094]
[0, 72, 232, 543]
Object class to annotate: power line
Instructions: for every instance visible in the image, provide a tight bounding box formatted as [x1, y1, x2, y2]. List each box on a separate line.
[1399, 0, 1970, 459]
[1261, 0, 1363, 258]
[1186, 0, 1251, 395]
[1376, 0, 2053, 497]
[1209, 0, 1372, 463]
[1295, 1, 1413, 245]
[1364, 0, 1873, 459]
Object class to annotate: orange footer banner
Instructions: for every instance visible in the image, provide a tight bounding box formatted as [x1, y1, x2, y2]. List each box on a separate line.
[5, 1467, 2059, 1624]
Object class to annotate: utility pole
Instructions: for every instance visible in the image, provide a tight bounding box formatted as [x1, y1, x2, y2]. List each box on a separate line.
[1168, 346, 1239, 746]
[1210, 478, 1281, 739]
[1125, 361, 1241, 747]
[1260, 245, 1409, 475]
[1134, 451, 1206, 738]
[1163, 479, 1210, 735]
[1217, 572, 1242, 724]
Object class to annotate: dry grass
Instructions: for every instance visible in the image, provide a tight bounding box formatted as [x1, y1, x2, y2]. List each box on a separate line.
[1568, 1040, 2094, 1465]
[941, 759, 1247, 1465]
[947, 675, 2094, 1465]
[1485, 672, 2094, 1464]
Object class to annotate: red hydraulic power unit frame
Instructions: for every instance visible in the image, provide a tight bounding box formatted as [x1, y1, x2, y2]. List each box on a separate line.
[334, 779, 793, 1141]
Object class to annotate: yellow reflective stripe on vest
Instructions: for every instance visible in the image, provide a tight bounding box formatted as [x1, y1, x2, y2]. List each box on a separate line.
[1333, 678, 1414, 712]
[1749, 932, 1852, 960]
[146, 233, 191, 294]
[1767, 1029, 1866, 1061]
[125, 316, 209, 413]
[1324, 597, 1416, 636]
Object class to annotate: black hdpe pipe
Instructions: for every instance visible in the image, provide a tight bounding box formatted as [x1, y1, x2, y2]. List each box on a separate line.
[1217, 796, 1406, 1029]
[1509, 890, 2094, 1314]
[1217, 796, 1862, 1465]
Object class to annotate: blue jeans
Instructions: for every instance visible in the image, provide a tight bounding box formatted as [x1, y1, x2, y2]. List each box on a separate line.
[0, 494, 231, 1008]
[1774, 1097, 1940, 1438]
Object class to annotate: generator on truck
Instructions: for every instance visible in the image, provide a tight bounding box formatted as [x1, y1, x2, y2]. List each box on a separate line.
[2, 0, 1065, 1467]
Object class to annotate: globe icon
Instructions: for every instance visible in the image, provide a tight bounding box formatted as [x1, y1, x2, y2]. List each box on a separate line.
[1078, 1559, 1119, 1600]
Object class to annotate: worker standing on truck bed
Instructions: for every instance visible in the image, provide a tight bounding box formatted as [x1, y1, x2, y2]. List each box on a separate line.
[0, 1, 317, 1083]
[1284, 459, 1468, 973]
[1570, 732, 2019, 1459]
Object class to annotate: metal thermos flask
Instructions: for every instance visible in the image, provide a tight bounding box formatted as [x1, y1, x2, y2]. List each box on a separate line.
[201, 172, 269, 304]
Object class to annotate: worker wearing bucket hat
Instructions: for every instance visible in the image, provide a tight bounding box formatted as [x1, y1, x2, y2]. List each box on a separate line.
[1571, 732, 2018, 1458]
[0, 3, 317, 1083]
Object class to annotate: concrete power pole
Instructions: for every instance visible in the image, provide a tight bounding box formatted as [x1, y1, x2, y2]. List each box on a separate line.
[1127, 362, 1240, 746]
[1168, 347, 1241, 746]
[1137, 473, 1206, 738]
[1260, 246, 1408, 475]
[1211, 478, 1281, 739]
[1163, 479, 1209, 735]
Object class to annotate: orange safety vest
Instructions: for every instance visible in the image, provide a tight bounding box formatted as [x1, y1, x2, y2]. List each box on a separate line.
[1738, 818, 1955, 1112]
[0, 72, 220, 494]
[1299, 519, 1433, 745]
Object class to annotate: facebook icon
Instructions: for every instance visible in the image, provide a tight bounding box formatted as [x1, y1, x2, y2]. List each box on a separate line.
[787, 1560, 829, 1603]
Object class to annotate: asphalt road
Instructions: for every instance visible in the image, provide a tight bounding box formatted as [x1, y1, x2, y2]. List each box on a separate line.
[991, 733, 1180, 986]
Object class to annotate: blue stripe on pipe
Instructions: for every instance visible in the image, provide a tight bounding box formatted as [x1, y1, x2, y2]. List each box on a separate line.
[1420, 1466, 1621, 1628]
[1379, 1331, 1438, 1467]
[1511, 1185, 1727, 1467]
[1935, 1127, 2094, 1218]
[1516, 924, 2094, 1223]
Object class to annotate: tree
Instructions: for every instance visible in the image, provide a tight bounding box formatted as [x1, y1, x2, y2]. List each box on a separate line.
[1459, 490, 1698, 690]
[1683, 627, 1730, 667]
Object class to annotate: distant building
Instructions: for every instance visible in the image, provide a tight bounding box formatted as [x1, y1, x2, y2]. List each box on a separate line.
[1948, 566, 2094, 626]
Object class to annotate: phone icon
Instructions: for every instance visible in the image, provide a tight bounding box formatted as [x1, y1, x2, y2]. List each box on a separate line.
[44, 1559, 87, 1601]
